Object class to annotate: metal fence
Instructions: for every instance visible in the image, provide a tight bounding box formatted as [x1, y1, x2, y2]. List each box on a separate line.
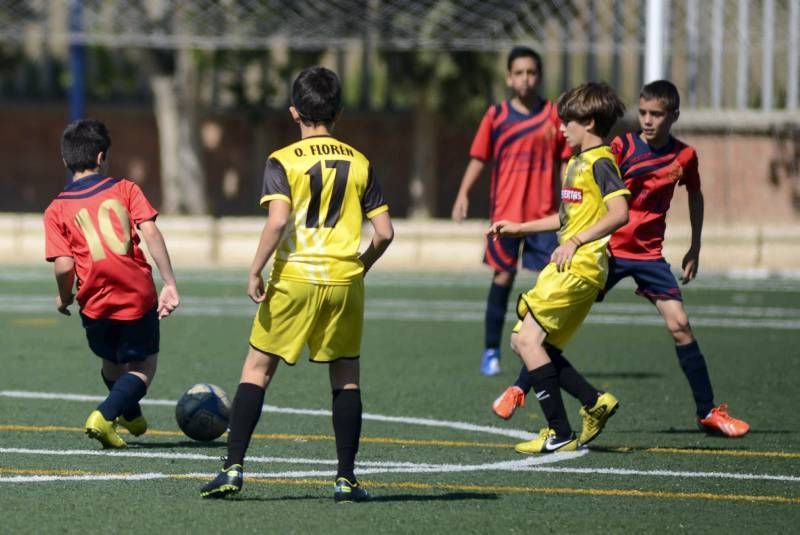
[0, 0, 798, 112]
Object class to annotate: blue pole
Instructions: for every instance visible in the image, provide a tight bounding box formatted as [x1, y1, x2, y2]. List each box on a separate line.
[68, 0, 85, 122]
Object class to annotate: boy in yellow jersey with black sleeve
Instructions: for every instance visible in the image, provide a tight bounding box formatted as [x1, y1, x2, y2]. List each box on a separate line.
[489, 83, 629, 454]
[201, 67, 394, 501]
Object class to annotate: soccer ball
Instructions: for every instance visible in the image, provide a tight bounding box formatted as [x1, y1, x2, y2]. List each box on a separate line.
[175, 384, 231, 442]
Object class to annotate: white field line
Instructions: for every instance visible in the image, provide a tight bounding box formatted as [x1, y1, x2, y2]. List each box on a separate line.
[2, 447, 799, 483]
[1, 295, 799, 330]
[4, 268, 800, 290]
[0, 473, 170, 483]
[0, 390, 536, 440]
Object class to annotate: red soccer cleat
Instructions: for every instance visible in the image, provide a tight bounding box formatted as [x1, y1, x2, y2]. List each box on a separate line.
[698, 404, 750, 437]
[492, 386, 526, 420]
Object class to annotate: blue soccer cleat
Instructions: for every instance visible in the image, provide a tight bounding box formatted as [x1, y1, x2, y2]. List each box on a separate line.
[333, 477, 370, 503]
[480, 348, 501, 376]
[200, 464, 243, 499]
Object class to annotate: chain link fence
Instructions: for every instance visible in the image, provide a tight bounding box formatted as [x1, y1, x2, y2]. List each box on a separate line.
[1, 0, 798, 111]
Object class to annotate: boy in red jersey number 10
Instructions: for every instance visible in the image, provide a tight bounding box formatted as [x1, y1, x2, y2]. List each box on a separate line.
[602, 80, 748, 437]
[44, 119, 180, 449]
[452, 46, 571, 376]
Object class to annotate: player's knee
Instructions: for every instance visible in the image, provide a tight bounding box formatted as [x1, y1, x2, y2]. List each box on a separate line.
[493, 270, 514, 287]
[666, 313, 692, 341]
[512, 332, 536, 356]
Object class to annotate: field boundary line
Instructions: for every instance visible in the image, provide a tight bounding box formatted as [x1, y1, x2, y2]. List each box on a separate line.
[1, 467, 798, 505]
[3, 448, 799, 483]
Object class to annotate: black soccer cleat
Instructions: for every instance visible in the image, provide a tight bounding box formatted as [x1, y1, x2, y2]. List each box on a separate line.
[200, 464, 243, 499]
[333, 477, 370, 503]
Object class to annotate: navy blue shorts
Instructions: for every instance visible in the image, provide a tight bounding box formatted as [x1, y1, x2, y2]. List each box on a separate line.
[484, 231, 558, 273]
[600, 256, 683, 302]
[80, 308, 160, 363]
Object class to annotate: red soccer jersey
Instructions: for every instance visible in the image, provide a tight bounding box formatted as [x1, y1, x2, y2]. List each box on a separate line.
[44, 174, 158, 320]
[470, 99, 571, 223]
[609, 133, 701, 260]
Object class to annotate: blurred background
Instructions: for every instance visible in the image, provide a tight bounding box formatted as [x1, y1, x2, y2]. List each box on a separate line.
[1, 0, 798, 269]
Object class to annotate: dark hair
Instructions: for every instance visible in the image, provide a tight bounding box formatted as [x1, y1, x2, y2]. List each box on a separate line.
[640, 79, 680, 112]
[507, 46, 542, 73]
[557, 82, 626, 137]
[291, 66, 342, 125]
[61, 119, 111, 173]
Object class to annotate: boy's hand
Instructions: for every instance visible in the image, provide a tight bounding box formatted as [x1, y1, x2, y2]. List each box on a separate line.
[451, 195, 469, 222]
[157, 284, 180, 319]
[488, 220, 520, 237]
[248, 273, 266, 303]
[551, 241, 578, 272]
[681, 249, 700, 284]
[56, 294, 74, 316]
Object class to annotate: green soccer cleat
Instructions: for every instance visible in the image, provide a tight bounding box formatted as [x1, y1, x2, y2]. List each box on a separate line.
[514, 427, 578, 455]
[85, 410, 127, 449]
[578, 392, 619, 446]
[200, 465, 243, 499]
[333, 477, 370, 503]
[116, 415, 148, 437]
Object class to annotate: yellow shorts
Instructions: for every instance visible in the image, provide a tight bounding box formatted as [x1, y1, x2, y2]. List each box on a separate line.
[249, 277, 364, 365]
[512, 263, 600, 350]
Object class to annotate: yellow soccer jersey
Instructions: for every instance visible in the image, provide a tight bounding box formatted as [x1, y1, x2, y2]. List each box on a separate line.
[558, 145, 629, 288]
[260, 135, 389, 285]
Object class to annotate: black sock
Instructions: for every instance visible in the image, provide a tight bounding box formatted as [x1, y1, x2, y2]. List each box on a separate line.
[97, 373, 147, 421]
[675, 340, 715, 418]
[101, 371, 142, 420]
[332, 389, 362, 482]
[546, 344, 600, 408]
[225, 382, 265, 468]
[528, 363, 571, 437]
[485, 282, 512, 350]
[513, 364, 533, 393]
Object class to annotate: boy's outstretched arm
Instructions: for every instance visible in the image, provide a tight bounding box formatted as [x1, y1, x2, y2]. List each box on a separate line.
[53, 256, 75, 315]
[247, 199, 290, 303]
[139, 219, 180, 319]
[451, 158, 485, 222]
[488, 213, 560, 238]
[682, 189, 704, 284]
[359, 211, 394, 274]
[550, 196, 629, 272]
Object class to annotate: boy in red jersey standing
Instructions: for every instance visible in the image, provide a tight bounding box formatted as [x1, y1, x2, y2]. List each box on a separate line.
[452, 46, 571, 376]
[44, 119, 180, 448]
[602, 80, 748, 437]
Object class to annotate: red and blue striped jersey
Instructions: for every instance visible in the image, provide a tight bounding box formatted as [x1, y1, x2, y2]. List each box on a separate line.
[44, 174, 158, 319]
[609, 133, 701, 260]
[470, 100, 571, 223]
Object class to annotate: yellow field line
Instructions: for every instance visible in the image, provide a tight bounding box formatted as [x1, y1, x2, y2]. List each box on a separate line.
[156, 474, 800, 505]
[2, 424, 799, 459]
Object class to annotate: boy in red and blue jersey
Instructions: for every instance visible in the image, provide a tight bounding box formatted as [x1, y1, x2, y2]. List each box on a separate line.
[452, 46, 571, 376]
[604, 80, 748, 437]
[44, 119, 180, 448]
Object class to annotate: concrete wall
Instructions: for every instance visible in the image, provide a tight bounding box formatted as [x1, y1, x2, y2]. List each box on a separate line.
[2, 104, 799, 226]
[5, 214, 799, 272]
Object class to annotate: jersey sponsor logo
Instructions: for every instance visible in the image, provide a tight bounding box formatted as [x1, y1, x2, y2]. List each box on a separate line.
[561, 187, 583, 203]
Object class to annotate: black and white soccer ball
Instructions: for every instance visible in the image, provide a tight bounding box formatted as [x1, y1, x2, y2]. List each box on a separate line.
[175, 384, 231, 442]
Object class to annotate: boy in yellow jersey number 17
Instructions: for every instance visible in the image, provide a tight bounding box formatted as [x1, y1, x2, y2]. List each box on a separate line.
[201, 67, 394, 501]
[489, 83, 630, 454]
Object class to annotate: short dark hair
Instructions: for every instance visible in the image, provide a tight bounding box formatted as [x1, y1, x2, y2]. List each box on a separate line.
[507, 46, 542, 73]
[640, 79, 680, 112]
[557, 82, 626, 137]
[291, 66, 342, 126]
[61, 119, 111, 173]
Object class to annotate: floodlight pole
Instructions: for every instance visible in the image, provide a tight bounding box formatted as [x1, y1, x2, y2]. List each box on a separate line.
[644, 0, 665, 83]
[68, 0, 85, 122]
